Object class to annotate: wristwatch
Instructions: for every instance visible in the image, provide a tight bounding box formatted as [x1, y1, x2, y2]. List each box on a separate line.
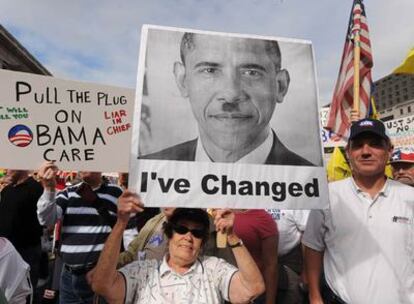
[228, 238, 243, 248]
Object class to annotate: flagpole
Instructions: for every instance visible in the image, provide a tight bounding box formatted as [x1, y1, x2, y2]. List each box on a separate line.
[327, 0, 373, 137]
[352, 29, 361, 120]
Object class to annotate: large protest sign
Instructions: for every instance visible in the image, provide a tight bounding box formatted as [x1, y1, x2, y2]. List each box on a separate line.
[0, 70, 135, 171]
[130, 25, 329, 209]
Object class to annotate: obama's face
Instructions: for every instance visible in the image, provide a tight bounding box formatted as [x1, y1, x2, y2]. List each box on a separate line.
[174, 34, 289, 154]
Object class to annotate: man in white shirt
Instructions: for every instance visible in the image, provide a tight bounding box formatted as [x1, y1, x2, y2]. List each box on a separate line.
[303, 118, 414, 304]
[0, 237, 32, 304]
[268, 209, 309, 304]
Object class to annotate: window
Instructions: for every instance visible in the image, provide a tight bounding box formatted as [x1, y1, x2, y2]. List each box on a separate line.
[400, 108, 404, 115]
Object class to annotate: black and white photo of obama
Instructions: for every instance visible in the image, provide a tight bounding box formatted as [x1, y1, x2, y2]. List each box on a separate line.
[141, 30, 315, 166]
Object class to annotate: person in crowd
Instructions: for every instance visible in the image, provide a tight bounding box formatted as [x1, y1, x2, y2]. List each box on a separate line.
[115, 172, 161, 249]
[303, 118, 414, 303]
[234, 209, 278, 304]
[117, 207, 235, 269]
[390, 147, 414, 186]
[267, 209, 310, 304]
[36, 161, 122, 304]
[0, 176, 8, 192]
[141, 32, 313, 166]
[117, 207, 175, 267]
[40, 221, 63, 304]
[0, 237, 32, 304]
[91, 191, 265, 304]
[117, 172, 129, 190]
[0, 169, 43, 298]
[123, 207, 161, 249]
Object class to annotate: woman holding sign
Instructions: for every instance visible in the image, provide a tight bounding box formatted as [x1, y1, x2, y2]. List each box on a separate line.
[91, 192, 265, 304]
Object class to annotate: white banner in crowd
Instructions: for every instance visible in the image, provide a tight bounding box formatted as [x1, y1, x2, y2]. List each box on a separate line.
[320, 107, 414, 149]
[130, 25, 329, 210]
[0, 70, 135, 172]
[385, 114, 414, 148]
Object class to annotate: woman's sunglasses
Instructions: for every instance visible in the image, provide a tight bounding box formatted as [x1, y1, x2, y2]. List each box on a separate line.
[172, 224, 205, 239]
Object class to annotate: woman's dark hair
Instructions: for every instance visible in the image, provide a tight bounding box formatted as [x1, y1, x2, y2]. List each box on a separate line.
[163, 208, 210, 245]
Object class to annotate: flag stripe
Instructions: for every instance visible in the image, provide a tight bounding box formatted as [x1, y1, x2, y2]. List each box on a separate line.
[326, 0, 373, 139]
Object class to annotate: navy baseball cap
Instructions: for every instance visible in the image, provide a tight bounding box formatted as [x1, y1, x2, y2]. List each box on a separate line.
[349, 118, 389, 141]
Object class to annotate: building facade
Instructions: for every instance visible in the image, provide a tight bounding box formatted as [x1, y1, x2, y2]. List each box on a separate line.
[374, 73, 414, 121]
[0, 24, 51, 75]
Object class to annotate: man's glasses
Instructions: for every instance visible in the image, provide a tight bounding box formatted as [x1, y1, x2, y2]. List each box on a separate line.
[172, 224, 205, 239]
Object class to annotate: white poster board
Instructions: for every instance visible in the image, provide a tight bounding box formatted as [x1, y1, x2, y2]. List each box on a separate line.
[320, 107, 347, 148]
[0, 70, 135, 172]
[130, 25, 329, 210]
[319, 110, 414, 150]
[385, 114, 414, 148]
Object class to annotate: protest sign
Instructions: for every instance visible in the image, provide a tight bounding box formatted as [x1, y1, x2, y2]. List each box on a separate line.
[385, 114, 414, 148]
[320, 108, 414, 149]
[130, 25, 329, 209]
[320, 107, 346, 148]
[0, 69, 135, 171]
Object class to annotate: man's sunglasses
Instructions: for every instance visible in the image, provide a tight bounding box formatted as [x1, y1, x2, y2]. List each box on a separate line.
[172, 224, 205, 239]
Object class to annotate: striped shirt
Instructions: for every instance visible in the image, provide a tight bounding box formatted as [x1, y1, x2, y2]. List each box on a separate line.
[37, 182, 122, 266]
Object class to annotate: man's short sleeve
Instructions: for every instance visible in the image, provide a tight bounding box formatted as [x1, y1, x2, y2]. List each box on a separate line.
[292, 210, 311, 232]
[302, 209, 327, 252]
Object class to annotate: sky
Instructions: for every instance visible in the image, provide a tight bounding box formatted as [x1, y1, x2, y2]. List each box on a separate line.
[1, 0, 413, 106]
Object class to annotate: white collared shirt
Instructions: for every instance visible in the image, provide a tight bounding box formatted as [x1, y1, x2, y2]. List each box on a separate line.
[303, 177, 414, 304]
[119, 255, 237, 304]
[195, 131, 273, 164]
[0, 238, 32, 304]
[267, 209, 310, 256]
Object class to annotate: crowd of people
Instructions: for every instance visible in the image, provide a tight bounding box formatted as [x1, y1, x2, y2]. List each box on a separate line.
[1, 117, 414, 304]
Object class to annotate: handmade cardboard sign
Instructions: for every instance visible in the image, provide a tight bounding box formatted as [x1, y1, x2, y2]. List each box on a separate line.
[0, 69, 134, 171]
[385, 114, 414, 148]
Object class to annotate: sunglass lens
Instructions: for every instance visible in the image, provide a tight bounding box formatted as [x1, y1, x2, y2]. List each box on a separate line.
[190, 229, 204, 239]
[174, 225, 189, 235]
[173, 225, 204, 239]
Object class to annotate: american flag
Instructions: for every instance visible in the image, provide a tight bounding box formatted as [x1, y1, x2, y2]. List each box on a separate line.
[326, 0, 373, 139]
